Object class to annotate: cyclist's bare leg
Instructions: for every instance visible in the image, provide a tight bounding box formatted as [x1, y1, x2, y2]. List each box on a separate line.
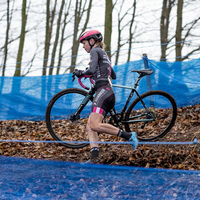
[86, 113, 138, 162]
[86, 118, 99, 149]
[87, 113, 119, 148]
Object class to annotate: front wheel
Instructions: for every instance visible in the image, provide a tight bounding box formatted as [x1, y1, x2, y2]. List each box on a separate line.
[45, 88, 93, 148]
[125, 90, 177, 141]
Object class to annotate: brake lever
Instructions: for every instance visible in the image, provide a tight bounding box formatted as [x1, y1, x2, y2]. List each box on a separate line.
[72, 74, 75, 82]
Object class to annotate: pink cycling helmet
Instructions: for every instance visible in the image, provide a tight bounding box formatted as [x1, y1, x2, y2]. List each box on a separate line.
[79, 30, 103, 43]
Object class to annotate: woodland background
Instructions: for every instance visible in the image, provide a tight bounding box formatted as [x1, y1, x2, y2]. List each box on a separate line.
[0, 0, 200, 170]
[0, 0, 200, 77]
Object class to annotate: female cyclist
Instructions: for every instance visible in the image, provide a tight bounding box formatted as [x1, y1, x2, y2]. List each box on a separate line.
[73, 30, 138, 163]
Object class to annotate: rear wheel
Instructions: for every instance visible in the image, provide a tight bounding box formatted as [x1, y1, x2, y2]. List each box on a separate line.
[45, 88, 92, 148]
[125, 90, 177, 141]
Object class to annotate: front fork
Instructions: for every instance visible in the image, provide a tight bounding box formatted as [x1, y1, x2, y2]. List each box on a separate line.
[70, 88, 95, 122]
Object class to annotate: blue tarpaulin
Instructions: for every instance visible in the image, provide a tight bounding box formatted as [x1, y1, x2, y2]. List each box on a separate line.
[0, 59, 200, 199]
[0, 156, 200, 199]
[0, 58, 199, 120]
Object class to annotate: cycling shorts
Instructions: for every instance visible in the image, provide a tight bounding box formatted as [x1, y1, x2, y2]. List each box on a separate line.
[91, 83, 115, 117]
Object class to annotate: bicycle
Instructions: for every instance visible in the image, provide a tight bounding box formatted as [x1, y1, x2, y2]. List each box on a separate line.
[45, 69, 177, 149]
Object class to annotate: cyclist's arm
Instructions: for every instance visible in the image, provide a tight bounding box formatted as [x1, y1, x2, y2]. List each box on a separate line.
[82, 49, 98, 76]
[111, 67, 116, 80]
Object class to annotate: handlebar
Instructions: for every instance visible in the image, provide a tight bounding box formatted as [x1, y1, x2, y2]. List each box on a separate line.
[72, 74, 95, 90]
[78, 75, 95, 90]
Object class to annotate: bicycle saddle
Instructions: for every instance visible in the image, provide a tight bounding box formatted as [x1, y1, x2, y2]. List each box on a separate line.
[131, 69, 153, 75]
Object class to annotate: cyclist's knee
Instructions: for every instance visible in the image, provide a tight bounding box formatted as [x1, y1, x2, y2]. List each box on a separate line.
[89, 120, 101, 132]
[86, 118, 97, 132]
[87, 113, 103, 132]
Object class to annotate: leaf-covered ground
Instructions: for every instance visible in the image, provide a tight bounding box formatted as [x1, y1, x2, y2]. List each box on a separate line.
[0, 104, 200, 171]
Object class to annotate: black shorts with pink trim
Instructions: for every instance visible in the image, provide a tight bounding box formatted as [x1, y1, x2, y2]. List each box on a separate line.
[91, 84, 115, 117]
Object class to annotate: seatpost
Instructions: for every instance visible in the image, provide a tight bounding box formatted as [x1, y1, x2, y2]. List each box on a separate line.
[134, 75, 144, 89]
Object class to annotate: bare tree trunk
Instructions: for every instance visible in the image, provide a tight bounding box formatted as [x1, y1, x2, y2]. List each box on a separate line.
[104, 0, 113, 58]
[57, 0, 72, 75]
[127, 0, 136, 62]
[115, 22, 121, 65]
[43, 0, 57, 75]
[160, 0, 175, 61]
[70, 0, 92, 73]
[2, 0, 11, 76]
[115, 0, 124, 65]
[114, 0, 136, 64]
[57, 15, 67, 75]
[22, 46, 39, 76]
[175, 0, 183, 61]
[49, 0, 65, 75]
[180, 14, 200, 60]
[160, 0, 199, 61]
[14, 0, 27, 76]
[43, 0, 50, 76]
[70, 0, 79, 72]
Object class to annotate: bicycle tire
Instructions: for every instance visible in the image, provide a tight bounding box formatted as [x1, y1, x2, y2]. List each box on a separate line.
[45, 88, 92, 148]
[125, 90, 177, 141]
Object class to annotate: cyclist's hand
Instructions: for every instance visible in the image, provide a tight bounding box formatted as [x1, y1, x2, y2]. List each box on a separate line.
[73, 69, 83, 78]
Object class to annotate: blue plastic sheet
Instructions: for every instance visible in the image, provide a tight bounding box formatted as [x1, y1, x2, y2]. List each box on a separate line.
[0, 58, 200, 120]
[0, 156, 200, 199]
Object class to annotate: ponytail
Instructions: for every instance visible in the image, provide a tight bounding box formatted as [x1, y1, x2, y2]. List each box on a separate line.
[99, 41, 106, 51]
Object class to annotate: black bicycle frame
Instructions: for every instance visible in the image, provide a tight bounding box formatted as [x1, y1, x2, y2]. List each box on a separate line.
[111, 75, 155, 125]
[72, 74, 155, 125]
